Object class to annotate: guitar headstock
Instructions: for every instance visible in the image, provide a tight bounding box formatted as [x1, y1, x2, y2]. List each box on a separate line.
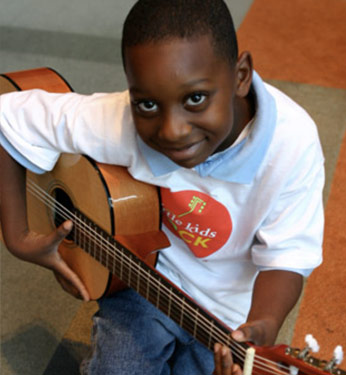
[253, 336, 345, 375]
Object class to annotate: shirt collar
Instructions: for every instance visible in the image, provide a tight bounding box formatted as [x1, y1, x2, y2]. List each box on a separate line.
[137, 71, 277, 184]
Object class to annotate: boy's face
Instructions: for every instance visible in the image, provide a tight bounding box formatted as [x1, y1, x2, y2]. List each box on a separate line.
[124, 35, 251, 168]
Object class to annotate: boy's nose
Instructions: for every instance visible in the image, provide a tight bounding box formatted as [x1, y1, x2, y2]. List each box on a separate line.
[158, 110, 192, 142]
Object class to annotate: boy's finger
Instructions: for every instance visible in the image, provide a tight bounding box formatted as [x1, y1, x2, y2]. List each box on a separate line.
[213, 343, 234, 375]
[54, 271, 83, 299]
[54, 260, 90, 301]
[48, 220, 73, 246]
[221, 346, 233, 369]
[232, 323, 262, 345]
[231, 363, 242, 375]
[57, 220, 73, 238]
[231, 329, 247, 342]
[214, 343, 222, 374]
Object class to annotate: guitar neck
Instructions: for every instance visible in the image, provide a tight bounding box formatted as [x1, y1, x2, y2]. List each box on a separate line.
[71, 208, 246, 362]
[69, 208, 346, 375]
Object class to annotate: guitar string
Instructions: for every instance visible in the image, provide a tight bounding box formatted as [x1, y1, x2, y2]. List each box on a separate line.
[26, 181, 253, 366]
[27, 181, 293, 375]
[26, 182, 247, 357]
[27, 180, 292, 375]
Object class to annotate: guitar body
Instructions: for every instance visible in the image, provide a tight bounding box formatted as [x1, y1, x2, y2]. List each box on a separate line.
[26, 154, 169, 299]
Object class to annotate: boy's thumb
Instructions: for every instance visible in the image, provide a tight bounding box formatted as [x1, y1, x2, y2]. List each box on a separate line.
[55, 220, 73, 240]
[231, 329, 247, 342]
[62, 220, 73, 232]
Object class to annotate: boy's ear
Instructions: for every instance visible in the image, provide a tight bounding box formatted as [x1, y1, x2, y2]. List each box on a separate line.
[235, 51, 253, 98]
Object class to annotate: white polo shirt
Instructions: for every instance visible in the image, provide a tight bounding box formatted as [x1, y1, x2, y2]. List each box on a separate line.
[0, 72, 324, 328]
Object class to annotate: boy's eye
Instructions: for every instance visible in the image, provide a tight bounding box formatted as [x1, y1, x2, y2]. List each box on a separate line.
[136, 100, 158, 113]
[185, 93, 207, 107]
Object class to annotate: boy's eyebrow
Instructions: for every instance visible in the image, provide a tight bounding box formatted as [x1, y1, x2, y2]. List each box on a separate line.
[129, 78, 211, 95]
[129, 87, 146, 95]
[180, 78, 211, 88]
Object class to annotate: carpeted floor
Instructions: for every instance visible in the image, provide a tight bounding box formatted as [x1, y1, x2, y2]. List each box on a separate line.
[237, 0, 346, 363]
[1, 0, 345, 374]
[292, 132, 346, 360]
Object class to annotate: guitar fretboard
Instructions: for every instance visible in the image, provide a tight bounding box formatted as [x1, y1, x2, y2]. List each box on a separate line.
[71, 208, 242, 356]
[28, 177, 346, 375]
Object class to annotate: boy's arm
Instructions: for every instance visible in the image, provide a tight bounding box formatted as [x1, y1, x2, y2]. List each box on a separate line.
[213, 270, 303, 375]
[233, 269, 303, 344]
[0, 146, 90, 301]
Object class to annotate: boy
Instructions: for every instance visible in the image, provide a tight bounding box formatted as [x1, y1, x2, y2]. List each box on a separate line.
[0, 0, 324, 374]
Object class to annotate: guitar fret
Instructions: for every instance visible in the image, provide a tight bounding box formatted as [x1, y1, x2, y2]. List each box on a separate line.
[78, 215, 85, 253]
[180, 296, 185, 327]
[147, 275, 159, 306]
[99, 232, 106, 264]
[207, 320, 214, 350]
[103, 225, 109, 269]
[130, 262, 145, 292]
[181, 303, 201, 341]
[119, 248, 124, 280]
[93, 227, 98, 261]
[90, 225, 96, 259]
[80, 214, 85, 251]
[86, 219, 91, 255]
[154, 281, 170, 317]
[136, 263, 147, 293]
[123, 249, 133, 286]
[136, 265, 141, 293]
[145, 270, 150, 300]
[128, 263, 136, 289]
[155, 279, 161, 308]
[192, 309, 198, 339]
[110, 246, 118, 275]
[75, 212, 79, 245]
[167, 287, 173, 319]
[127, 259, 132, 286]
[95, 228, 100, 263]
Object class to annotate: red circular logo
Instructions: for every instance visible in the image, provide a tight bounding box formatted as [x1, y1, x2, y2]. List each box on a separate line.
[161, 188, 232, 257]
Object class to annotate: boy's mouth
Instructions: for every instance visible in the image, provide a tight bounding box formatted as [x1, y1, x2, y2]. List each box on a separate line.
[159, 139, 205, 164]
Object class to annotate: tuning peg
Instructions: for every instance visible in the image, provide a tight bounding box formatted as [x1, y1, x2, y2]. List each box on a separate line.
[305, 334, 320, 353]
[289, 365, 299, 375]
[298, 334, 320, 359]
[334, 345, 344, 365]
[324, 346, 344, 372]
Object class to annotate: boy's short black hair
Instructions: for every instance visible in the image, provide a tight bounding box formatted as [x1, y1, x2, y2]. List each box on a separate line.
[121, 0, 238, 67]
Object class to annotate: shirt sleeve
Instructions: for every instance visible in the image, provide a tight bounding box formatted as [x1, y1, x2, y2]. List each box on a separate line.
[0, 89, 136, 172]
[251, 138, 325, 273]
[256, 266, 313, 277]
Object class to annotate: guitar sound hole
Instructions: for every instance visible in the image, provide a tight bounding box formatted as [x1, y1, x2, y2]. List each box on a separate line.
[53, 187, 74, 241]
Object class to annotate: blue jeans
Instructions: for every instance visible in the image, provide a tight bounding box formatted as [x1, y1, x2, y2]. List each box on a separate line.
[80, 288, 215, 374]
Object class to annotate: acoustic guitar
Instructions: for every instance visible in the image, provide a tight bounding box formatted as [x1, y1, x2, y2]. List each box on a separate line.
[1, 68, 345, 375]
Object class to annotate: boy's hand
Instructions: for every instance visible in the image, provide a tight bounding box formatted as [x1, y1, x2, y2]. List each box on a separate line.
[13, 221, 90, 301]
[1, 148, 90, 301]
[232, 317, 278, 346]
[213, 270, 303, 374]
[213, 318, 277, 375]
[214, 343, 242, 375]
